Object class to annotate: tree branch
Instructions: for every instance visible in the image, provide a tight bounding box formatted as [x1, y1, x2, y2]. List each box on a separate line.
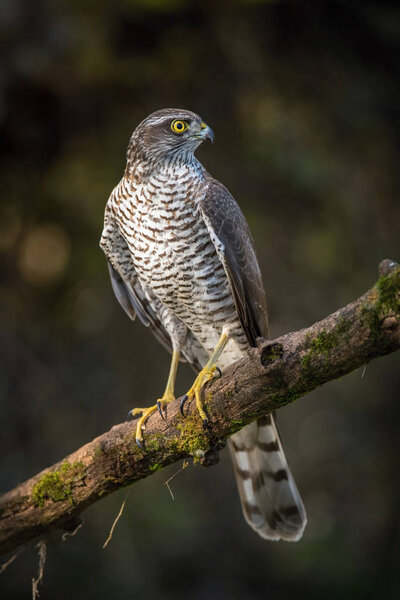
[1, 259, 399, 556]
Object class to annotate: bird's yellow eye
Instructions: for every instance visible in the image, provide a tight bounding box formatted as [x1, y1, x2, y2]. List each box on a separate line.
[171, 120, 188, 134]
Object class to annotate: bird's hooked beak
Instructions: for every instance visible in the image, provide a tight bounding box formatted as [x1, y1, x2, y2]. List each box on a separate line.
[199, 121, 215, 143]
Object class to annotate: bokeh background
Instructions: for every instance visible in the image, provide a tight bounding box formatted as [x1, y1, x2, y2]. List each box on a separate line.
[1, 1, 399, 598]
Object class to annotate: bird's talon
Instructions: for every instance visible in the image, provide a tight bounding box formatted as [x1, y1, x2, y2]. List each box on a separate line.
[215, 366, 222, 379]
[136, 437, 146, 451]
[180, 394, 189, 417]
[157, 400, 165, 420]
[202, 418, 209, 430]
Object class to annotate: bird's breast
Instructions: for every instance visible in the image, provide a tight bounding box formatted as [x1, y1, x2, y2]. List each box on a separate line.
[112, 172, 236, 327]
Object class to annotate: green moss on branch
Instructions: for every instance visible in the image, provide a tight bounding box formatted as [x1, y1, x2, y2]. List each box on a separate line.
[361, 268, 400, 346]
[32, 461, 85, 508]
[175, 415, 210, 461]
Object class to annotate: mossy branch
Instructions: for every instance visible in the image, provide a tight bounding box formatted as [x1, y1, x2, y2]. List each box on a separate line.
[1, 259, 399, 556]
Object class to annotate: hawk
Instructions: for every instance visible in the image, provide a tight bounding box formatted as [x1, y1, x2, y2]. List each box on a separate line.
[100, 108, 307, 541]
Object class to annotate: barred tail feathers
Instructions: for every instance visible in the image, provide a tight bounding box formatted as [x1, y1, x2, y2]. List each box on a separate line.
[229, 414, 307, 541]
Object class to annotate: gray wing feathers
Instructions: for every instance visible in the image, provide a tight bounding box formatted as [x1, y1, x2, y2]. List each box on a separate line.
[107, 258, 174, 355]
[107, 261, 137, 322]
[199, 178, 269, 345]
[230, 416, 307, 541]
[101, 211, 173, 355]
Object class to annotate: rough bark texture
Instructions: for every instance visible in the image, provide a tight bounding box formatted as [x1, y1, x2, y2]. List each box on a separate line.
[0, 259, 399, 556]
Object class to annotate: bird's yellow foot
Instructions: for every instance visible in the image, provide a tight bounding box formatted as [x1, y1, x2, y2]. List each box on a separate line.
[156, 391, 176, 420]
[128, 392, 175, 450]
[180, 365, 222, 426]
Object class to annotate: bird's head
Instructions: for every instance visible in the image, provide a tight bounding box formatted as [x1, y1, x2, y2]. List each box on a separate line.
[127, 108, 214, 165]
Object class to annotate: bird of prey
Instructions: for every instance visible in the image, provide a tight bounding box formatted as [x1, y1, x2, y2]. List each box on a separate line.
[100, 108, 306, 541]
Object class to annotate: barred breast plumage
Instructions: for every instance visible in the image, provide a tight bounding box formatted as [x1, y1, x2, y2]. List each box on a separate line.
[100, 108, 306, 542]
[104, 158, 248, 363]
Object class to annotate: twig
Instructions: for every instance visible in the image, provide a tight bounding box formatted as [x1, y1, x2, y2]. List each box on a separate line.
[61, 520, 84, 542]
[102, 493, 129, 549]
[0, 548, 23, 574]
[165, 460, 189, 501]
[31, 541, 46, 600]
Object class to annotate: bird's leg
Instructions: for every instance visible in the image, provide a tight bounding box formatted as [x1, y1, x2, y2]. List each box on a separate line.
[156, 349, 180, 417]
[180, 332, 228, 425]
[129, 350, 180, 449]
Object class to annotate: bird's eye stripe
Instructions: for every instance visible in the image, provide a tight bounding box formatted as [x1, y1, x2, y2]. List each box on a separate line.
[171, 120, 188, 133]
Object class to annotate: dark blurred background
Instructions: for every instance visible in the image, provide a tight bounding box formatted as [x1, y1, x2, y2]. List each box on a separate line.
[1, 0, 399, 598]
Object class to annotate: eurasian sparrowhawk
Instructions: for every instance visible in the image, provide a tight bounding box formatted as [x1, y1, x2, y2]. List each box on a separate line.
[100, 108, 306, 541]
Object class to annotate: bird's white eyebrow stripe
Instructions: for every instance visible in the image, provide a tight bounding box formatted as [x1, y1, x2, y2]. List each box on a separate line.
[146, 116, 170, 126]
[146, 115, 194, 126]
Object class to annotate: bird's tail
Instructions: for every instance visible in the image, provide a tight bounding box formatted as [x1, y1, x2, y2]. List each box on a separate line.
[229, 414, 306, 541]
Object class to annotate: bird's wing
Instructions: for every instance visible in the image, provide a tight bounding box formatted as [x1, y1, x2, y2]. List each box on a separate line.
[199, 177, 269, 345]
[100, 210, 174, 355]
